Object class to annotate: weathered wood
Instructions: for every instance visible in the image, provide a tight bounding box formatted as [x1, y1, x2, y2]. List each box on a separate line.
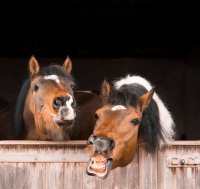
[0, 140, 87, 146]
[0, 143, 89, 163]
[82, 162, 102, 189]
[127, 152, 139, 189]
[0, 140, 199, 189]
[139, 144, 157, 189]
[195, 167, 200, 188]
[158, 144, 200, 189]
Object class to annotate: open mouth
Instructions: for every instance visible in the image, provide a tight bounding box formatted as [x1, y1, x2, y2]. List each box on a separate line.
[86, 154, 112, 179]
[55, 119, 74, 128]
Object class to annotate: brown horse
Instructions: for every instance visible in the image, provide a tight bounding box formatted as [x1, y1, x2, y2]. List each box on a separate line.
[86, 75, 175, 178]
[14, 56, 102, 141]
[14, 56, 78, 140]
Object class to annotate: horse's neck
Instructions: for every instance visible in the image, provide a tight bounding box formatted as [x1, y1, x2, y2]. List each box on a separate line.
[23, 92, 35, 130]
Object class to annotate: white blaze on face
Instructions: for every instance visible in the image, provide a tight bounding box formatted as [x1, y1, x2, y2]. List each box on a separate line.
[44, 75, 60, 84]
[64, 94, 76, 120]
[111, 105, 127, 111]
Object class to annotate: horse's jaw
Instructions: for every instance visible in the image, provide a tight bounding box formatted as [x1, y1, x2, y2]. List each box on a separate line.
[52, 114, 75, 128]
[86, 154, 112, 179]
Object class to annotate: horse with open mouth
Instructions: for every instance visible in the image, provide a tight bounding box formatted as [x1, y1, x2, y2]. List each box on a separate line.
[14, 56, 77, 140]
[86, 75, 176, 178]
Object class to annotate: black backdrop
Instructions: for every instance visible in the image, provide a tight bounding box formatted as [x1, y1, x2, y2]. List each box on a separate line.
[0, 4, 200, 140]
[0, 3, 197, 58]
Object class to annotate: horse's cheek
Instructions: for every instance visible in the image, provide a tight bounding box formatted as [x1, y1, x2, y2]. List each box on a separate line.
[114, 133, 138, 168]
[111, 141, 125, 163]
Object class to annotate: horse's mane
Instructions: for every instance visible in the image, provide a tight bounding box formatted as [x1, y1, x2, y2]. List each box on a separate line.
[108, 83, 165, 153]
[14, 64, 75, 138]
[14, 79, 30, 137]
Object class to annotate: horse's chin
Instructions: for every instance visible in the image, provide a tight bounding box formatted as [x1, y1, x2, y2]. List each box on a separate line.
[86, 154, 112, 179]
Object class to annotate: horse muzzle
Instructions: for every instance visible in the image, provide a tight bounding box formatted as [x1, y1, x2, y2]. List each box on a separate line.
[53, 112, 75, 128]
[86, 135, 114, 178]
[88, 135, 115, 153]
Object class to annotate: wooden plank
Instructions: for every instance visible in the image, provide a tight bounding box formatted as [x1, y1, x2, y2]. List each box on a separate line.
[0, 146, 90, 163]
[194, 146, 200, 189]
[82, 163, 102, 189]
[158, 145, 177, 189]
[0, 141, 199, 189]
[139, 145, 157, 189]
[127, 153, 139, 189]
[183, 167, 196, 189]
[0, 162, 48, 189]
[195, 167, 200, 188]
[112, 166, 128, 189]
[16, 163, 46, 189]
[175, 167, 184, 189]
[27, 163, 46, 189]
[0, 163, 17, 189]
[63, 163, 83, 189]
[100, 170, 114, 189]
[0, 140, 87, 146]
[0, 140, 199, 146]
[158, 145, 200, 189]
[63, 163, 74, 189]
[45, 163, 64, 189]
[162, 140, 200, 146]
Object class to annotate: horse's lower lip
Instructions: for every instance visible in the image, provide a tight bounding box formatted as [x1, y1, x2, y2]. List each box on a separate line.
[86, 155, 112, 179]
[56, 120, 74, 127]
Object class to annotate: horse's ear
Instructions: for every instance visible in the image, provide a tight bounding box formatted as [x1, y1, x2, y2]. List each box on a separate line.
[101, 80, 111, 104]
[138, 88, 155, 112]
[63, 57, 72, 74]
[29, 56, 40, 77]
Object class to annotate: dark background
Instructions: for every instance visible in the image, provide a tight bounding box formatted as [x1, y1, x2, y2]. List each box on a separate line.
[0, 3, 200, 140]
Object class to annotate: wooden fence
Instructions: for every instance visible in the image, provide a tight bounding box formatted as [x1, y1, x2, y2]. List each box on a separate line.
[0, 140, 199, 189]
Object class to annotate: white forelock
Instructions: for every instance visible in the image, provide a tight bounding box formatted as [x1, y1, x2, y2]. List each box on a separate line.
[43, 75, 60, 84]
[111, 105, 127, 111]
[114, 74, 175, 141]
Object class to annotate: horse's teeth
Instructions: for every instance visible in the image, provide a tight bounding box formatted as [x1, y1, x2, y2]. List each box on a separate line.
[91, 163, 105, 170]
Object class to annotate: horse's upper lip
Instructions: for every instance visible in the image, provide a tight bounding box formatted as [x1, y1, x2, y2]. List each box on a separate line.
[86, 155, 112, 179]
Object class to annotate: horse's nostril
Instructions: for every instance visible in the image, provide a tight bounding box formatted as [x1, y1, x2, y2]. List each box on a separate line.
[88, 140, 93, 145]
[88, 135, 97, 144]
[94, 137, 115, 153]
[110, 139, 115, 150]
[96, 140, 104, 148]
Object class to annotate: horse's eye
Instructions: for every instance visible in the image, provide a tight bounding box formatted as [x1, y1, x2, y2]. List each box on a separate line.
[33, 84, 39, 92]
[53, 98, 62, 109]
[131, 118, 140, 126]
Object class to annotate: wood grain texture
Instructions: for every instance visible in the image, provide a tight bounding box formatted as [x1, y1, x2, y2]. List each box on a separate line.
[158, 145, 200, 189]
[0, 140, 199, 189]
[138, 144, 158, 189]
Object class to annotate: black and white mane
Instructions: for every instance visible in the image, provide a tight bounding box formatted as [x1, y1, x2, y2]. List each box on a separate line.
[14, 64, 75, 138]
[109, 75, 175, 152]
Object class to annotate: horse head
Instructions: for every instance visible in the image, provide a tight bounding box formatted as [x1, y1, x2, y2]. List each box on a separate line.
[15, 56, 76, 140]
